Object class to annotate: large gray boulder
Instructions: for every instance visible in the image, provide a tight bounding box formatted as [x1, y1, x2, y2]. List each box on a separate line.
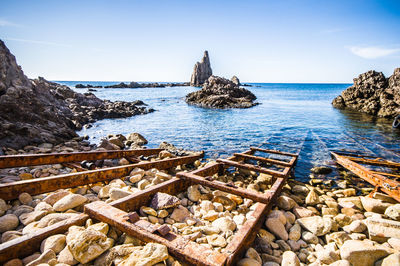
[190, 51, 213, 87]
[332, 68, 400, 118]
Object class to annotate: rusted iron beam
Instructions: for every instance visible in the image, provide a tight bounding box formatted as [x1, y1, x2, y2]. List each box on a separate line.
[250, 147, 298, 157]
[233, 153, 291, 167]
[0, 214, 88, 264]
[0, 153, 203, 200]
[177, 171, 272, 204]
[340, 156, 400, 168]
[225, 177, 286, 264]
[216, 158, 287, 178]
[0, 148, 163, 169]
[85, 201, 227, 266]
[332, 152, 400, 202]
[370, 171, 400, 179]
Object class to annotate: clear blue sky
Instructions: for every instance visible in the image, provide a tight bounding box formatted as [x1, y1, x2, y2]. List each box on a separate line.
[0, 0, 399, 83]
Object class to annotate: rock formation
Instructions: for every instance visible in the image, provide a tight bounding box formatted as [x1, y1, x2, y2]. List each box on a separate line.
[185, 75, 258, 109]
[190, 51, 212, 87]
[0, 40, 153, 149]
[332, 69, 400, 118]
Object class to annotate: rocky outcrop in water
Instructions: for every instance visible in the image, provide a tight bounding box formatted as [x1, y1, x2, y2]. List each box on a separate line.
[190, 51, 213, 87]
[185, 75, 258, 109]
[75, 82, 189, 89]
[332, 68, 400, 118]
[0, 40, 153, 149]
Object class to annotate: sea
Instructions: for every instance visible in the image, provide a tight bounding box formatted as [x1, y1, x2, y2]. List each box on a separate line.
[57, 81, 400, 181]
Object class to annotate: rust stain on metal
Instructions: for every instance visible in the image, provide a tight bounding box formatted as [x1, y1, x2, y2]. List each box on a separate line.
[0, 153, 203, 200]
[0, 214, 88, 264]
[216, 158, 287, 177]
[250, 146, 298, 157]
[332, 152, 400, 202]
[234, 153, 292, 167]
[0, 148, 163, 169]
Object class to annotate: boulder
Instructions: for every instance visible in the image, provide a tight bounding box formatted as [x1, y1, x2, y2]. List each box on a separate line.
[126, 133, 148, 146]
[190, 51, 213, 86]
[186, 75, 258, 109]
[118, 243, 168, 266]
[340, 240, 390, 266]
[66, 226, 114, 264]
[297, 216, 333, 236]
[366, 217, 400, 241]
[332, 68, 400, 118]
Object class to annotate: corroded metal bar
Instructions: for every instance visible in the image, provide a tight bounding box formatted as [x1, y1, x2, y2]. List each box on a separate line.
[370, 171, 400, 179]
[233, 153, 291, 167]
[0, 149, 163, 169]
[177, 171, 272, 204]
[85, 201, 227, 266]
[341, 156, 400, 168]
[216, 159, 286, 178]
[0, 153, 203, 200]
[332, 152, 400, 202]
[0, 214, 88, 264]
[225, 178, 288, 265]
[250, 147, 298, 157]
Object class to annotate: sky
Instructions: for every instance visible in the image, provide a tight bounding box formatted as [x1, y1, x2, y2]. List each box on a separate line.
[0, 0, 399, 83]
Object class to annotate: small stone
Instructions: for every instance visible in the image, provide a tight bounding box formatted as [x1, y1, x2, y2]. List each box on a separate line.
[203, 210, 219, 221]
[150, 192, 181, 210]
[289, 223, 301, 241]
[245, 247, 262, 264]
[18, 193, 33, 205]
[322, 207, 338, 216]
[360, 196, 392, 214]
[305, 188, 320, 205]
[118, 243, 168, 266]
[40, 234, 66, 254]
[311, 166, 332, 174]
[58, 246, 78, 265]
[237, 258, 261, 266]
[385, 204, 400, 221]
[212, 217, 236, 232]
[170, 205, 191, 223]
[19, 173, 33, 180]
[187, 185, 201, 202]
[43, 190, 70, 206]
[316, 248, 340, 264]
[388, 237, 400, 250]
[25, 249, 56, 266]
[276, 195, 296, 210]
[334, 214, 353, 227]
[381, 252, 400, 266]
[0, 214, 19, 233]
[329, 260, 351, 266]
[301, 231, 318, 244]
[53, 194, 87, 212]
[129, 174, 142, 183]
[281, 251, 300, 266]
[276, 239, 291, 251]
[293, 206, 314, 218]
[265, 217, 288, 240]
[157, 210, 169, 218]
[137, 179, 150, 190]
[366, 217, 400, 240]
[206, 234, 227, 247]
[213, 195, 236, 211]
[326, 231, 351, 247]
[343, 220, 366, 233]
[340, 240, 389, 266]
[297, 216, 332, 236]
[141, 207, 157, 216]
[4, 259, 23, 266]
[109, 188, 132, 200]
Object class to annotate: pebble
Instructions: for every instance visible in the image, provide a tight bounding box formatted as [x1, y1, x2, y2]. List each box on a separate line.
[0, 214, 19, 233]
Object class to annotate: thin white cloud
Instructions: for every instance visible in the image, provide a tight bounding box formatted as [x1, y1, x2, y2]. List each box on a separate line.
[349, 46, 400, 59]
[0, 19, 22, 27]
[3, 37, 71, 48]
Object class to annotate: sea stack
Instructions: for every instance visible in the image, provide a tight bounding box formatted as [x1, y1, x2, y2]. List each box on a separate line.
[190, 51, 213, 87]
[186, 75, 258, 109]
[332, 68, 400, 118]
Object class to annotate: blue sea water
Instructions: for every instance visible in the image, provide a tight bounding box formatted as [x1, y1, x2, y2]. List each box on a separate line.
[57, 81, 400, 180]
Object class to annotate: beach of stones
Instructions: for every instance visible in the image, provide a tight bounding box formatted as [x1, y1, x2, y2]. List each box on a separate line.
[1, 138, 400, 266]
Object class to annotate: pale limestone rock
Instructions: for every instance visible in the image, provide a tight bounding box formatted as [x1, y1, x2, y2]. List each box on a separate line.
[265, 217, 288, 240]
[43, 190, 70, 206]
[340, 240, 389, 266]
[281, 251, 300, 266]
[343, 220, 366, 233]
[213, 195, 236, 211]
[381, 252, 400, 266]
[297, 216, 332, 236]
[366, 217, 400, 240]
[289, 223, 301, 241]
[53, 194, 87, 212]
[57, 246, 78, 265]
[328, 260, 351, 266]
[385, 204, 400, 221]
[109, 188, 132, 201]
[1, 230, 22, 243]
[302, 231, 318, 244]
[118, 243, 168, 266]
[66, 226, 114, 264]
[94, 244, 139, 266]
[206, 234, 227, 247]
[25, 249, 56, 266]
[388, 237, 400, 250]
[326, 231, 351, 247]
[40, 234, 66, 254]
[316, 248, 340, 264]
[361, 196, 392, 214]
[150, 192, 180, 210]
[305, 189, 320, 205]
[212, 217, 236, 232]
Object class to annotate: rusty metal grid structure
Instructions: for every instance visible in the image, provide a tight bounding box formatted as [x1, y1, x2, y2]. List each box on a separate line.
[332, 152, 400, 202]
[0, 150, 203, 263]
[84, 147, 297, 265]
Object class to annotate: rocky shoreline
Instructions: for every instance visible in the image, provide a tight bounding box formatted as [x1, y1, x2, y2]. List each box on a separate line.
[332, 68, 400, 118]
[75, 82, 190, 89]
[0, 40, 154, 150]
[1, 135, 400, 265]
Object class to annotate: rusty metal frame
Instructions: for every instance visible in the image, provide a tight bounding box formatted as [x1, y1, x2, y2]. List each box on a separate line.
[84, 170, 287, 266]
[0, 153, 203, 263]
[0, 148, 163, 169]
[0, 153, 203, 200]
[332, 152, 400, 202]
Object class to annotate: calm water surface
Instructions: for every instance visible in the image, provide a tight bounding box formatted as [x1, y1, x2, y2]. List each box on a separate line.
[58, 81, 400, 181]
